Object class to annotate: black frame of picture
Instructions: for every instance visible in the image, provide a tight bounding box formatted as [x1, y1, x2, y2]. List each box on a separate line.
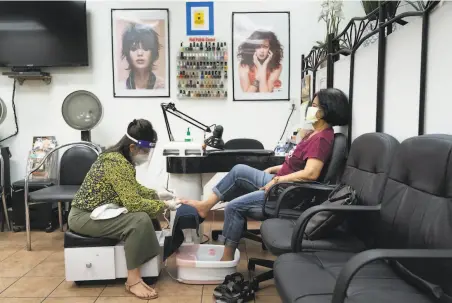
[231, 11, 291, 102]
[110, 8, 171, 98]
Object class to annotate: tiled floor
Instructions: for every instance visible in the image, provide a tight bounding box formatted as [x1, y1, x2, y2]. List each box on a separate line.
[0, 218, 281, 303]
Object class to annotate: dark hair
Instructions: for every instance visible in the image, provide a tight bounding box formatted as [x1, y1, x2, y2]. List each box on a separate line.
[237, 30, 283, 72]
[121, 23, 161, 71]
[312, 88, 350, 126]
[104, 119, 158, 163]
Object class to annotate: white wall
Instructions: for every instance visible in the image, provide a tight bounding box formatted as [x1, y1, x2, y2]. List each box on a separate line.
[0, 0, 364, 186]
[331, 1, 451, 143]
[425, 1, 452, 134]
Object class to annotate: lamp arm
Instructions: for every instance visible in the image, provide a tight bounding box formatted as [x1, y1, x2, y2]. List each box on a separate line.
[161, 104, 174, 141]
[161, 103, 212, 141]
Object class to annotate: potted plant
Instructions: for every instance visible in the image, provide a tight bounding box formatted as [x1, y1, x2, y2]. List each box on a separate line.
[361, 0, 402, 21]
[317, 0, 344, 46]
[316, 0, 344, 65]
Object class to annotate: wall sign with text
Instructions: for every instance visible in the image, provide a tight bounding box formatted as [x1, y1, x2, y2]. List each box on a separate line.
[186, 2, 214, 36]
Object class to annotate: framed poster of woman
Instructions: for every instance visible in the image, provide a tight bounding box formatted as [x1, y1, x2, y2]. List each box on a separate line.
[232, 11, 290, 101]
[111, 8, 170, 98]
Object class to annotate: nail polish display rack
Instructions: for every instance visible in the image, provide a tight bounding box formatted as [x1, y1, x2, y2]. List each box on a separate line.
[177, 41, 228, 99]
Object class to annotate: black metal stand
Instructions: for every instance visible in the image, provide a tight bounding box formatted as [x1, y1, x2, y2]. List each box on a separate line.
[248, 258, 275, 287]
[81, 130, 91, 142]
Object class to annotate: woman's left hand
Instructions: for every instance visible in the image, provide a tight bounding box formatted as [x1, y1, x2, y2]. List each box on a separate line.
[260, 178, 276, 193]
[263, 50, 273, 67]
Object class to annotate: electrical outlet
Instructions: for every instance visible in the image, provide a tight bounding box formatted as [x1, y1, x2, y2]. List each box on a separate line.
[289, 98, 296, 110]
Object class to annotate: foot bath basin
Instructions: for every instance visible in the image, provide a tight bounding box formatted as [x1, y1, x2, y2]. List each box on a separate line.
[176, 244, 240, 284]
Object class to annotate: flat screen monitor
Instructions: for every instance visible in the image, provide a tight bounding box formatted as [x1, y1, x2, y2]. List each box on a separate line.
[0, 1, 89, 68]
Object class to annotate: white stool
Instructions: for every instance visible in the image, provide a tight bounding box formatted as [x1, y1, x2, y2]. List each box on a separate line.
[64, 230, 167, 284]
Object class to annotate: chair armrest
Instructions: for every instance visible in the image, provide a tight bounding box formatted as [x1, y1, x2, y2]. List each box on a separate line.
[332, 249, 452, 303]
[263, 182, 335, 218]
[291, 204, 381, 252]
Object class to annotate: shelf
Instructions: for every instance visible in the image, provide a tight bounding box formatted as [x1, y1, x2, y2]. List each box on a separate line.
[2, 71, 52, 85]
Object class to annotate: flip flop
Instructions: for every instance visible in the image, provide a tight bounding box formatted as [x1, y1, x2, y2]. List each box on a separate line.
[215, 280, 257, 302]
[213, 272, 245, 299]
[125, 279, 158, 300]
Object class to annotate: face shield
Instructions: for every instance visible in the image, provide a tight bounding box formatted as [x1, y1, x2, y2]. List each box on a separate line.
[126, 132, 157, 166]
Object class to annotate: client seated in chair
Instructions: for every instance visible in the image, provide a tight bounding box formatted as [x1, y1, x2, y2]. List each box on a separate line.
[68, 119, 176, 300]
[183, 88, 350, 261]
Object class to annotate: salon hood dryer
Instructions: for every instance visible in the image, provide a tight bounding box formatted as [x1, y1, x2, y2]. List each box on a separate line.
[62, 90, 103, 143]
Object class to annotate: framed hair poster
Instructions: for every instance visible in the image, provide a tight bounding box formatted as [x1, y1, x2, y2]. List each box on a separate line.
[232, 12, 290, 101]
[111, 8, 170, 98]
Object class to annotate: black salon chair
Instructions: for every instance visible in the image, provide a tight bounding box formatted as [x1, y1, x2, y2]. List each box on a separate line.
[274, 134, 452, 303]
[0, 148, 11, 232]
[223, 138, 264, 150]
[211, 133, 348, 247]
[211, 138, 266, 239]
[24, 142, 100, 251]
[249, 133, 399, 287]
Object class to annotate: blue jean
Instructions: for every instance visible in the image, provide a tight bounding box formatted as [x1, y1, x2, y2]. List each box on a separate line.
[212, 164, 274, 249]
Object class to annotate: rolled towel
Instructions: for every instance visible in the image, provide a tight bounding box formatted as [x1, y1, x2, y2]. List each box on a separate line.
[90, 203, 128, 220]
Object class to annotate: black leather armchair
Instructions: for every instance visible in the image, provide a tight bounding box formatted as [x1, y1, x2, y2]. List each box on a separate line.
[212, 133, 349, 247]
[24, 142, 100, 250]
[250, 133, 400, 287]
[274, 134, 452, 303]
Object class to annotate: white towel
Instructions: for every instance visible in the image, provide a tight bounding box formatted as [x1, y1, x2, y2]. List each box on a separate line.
[90, 203, 128, 220]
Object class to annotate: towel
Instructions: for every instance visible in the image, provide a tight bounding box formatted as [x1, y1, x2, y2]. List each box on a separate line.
[90, 203, 128, 220]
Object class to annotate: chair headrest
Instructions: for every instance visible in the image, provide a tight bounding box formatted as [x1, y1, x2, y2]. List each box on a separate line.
[389, 134, 452, 197]
[346, 133, 400, 175]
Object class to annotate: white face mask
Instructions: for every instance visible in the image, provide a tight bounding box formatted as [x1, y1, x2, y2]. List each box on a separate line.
[132, 148, 155, 166]
[305, 106, 319, 124]
[132, 154, 149, 166]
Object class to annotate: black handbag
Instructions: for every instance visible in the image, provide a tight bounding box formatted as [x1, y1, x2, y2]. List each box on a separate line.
[304, 184, 358, 240]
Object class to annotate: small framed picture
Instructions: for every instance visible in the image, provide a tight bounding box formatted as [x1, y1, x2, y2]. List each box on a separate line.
[111, 8, 170, 98]
[301, 74, 311, 103]
[232, 12, 291, 101]
[186, 1, 214, 36]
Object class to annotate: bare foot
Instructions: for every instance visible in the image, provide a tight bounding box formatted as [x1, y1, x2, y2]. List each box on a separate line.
[220, 256, 234, 261]
[180, 199, 211, 218]
[126, 279, 158, 300]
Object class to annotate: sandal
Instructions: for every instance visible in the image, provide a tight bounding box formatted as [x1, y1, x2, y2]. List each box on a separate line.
[215, 279, 257, 303]
[213, 272, 245, 299]
[125, 279, 158, 300]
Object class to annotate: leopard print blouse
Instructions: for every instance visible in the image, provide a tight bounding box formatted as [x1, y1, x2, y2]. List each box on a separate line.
[71, 151, 165, 218]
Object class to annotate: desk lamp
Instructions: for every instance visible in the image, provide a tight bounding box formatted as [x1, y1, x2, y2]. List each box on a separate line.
[161, 102, 224, 149]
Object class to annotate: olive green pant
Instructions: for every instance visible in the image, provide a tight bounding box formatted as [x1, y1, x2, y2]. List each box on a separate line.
[68, 207, 160, 270]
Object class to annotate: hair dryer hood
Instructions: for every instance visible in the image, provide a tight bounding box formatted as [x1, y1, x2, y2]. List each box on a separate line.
[0, 97, 6, 126]
[62, 90, 103, 131]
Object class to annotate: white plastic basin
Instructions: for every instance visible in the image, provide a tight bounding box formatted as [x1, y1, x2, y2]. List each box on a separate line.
[176, 244, 240, 284]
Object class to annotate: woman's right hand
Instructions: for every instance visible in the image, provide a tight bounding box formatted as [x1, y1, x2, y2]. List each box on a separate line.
[164, 199, 181, 211]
